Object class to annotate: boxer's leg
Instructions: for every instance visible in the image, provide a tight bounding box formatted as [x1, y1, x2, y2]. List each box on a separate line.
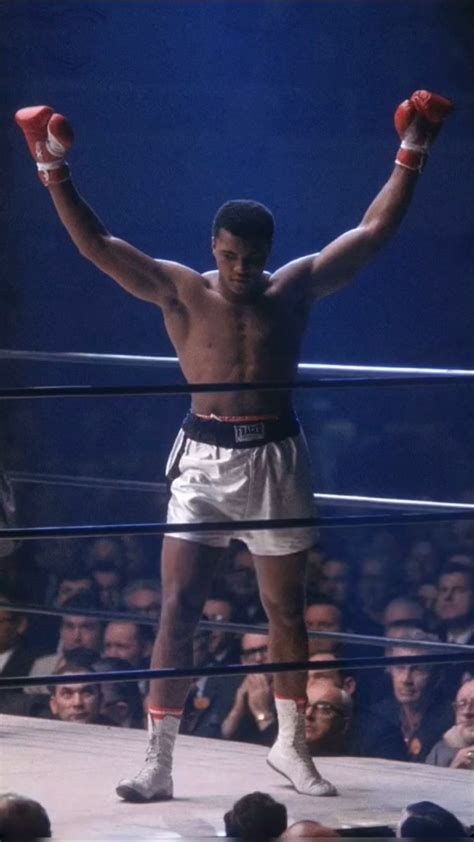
[116, 537, 222, 802]
[254, 551, 337, 797]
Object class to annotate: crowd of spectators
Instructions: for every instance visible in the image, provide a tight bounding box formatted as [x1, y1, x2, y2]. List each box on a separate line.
[1, 508, 473, 777]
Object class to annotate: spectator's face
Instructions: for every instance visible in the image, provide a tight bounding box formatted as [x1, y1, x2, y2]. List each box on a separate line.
[305, 603, 342, 654]
[435, 572, 473, 624]
[61, 615, 102, 654]
[417, 583, 438, 614]
[124, 586, 161, 617]
[307, 653, 356, 695]
[240, 633, 269, 664]
[0, 609, 27, 653]
[202, 598, 233, 655]
[357, 558, 391, 611]
[320, 559, 350, 605]
[88, 537, 124, 565]
[193, 599, 234, 664]
[56, 577, 93, 606]
[49, 681, 101, 723]
[404, 541, 439, 584]
[389, 650, 432, 704]
[100, 684, 132, 726]
[307, 653, 342, 689]
[451, 517, 474, 554]
[92, 569, 122, 609]
[305, 604, 341, 632]
[121, 536, 149, 577]
[103, 622, 143, 666]
[454, 680, 474, 742]
[305, 685, 349, 745]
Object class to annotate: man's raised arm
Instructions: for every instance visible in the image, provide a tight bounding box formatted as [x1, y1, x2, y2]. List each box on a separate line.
[15, 106, 199, 305]
[273, 91, 454, 302]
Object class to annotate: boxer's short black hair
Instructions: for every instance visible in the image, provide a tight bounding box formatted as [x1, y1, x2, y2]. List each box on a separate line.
[212, 200, 274, 245]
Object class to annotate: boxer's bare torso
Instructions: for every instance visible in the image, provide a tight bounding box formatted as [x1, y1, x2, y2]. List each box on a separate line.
[162, 265, 311, 417]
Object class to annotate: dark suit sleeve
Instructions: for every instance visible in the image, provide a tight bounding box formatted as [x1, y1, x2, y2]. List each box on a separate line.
[348, 711, 409, 761]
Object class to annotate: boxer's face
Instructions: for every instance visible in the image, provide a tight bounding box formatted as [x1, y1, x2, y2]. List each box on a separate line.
[212, 229, 269, 300]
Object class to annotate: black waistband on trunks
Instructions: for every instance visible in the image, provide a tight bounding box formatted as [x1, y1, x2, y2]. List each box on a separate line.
[182, 410, 300, 449]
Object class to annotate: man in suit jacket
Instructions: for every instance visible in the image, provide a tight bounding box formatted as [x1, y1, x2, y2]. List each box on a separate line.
[180, 595, 241, 738]
[0, 598, 37, 714]
[435, 565, 474, 646]
[180, 672, 242, 739]
[363, 630, 453, 763]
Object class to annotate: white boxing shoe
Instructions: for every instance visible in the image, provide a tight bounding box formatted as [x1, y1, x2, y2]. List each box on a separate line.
[267, 740, 338, 797]
[116, 714, 177, 802]
[116, 762, 173, 803]
[269, 698, 338, 797]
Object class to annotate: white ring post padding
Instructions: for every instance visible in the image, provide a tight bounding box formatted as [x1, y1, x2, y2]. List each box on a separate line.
[1, 349, 473, 377]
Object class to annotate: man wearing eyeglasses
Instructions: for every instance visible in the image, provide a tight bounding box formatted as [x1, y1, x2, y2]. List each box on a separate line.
[305, 685, 352, 756]
[306, 677, 408, 761]
[426, 679, 474, 769]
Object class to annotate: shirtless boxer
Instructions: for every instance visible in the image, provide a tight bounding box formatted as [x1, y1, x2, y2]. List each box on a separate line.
[16, 91, 453, 800]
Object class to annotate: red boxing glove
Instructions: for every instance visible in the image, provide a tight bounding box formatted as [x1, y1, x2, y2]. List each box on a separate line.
[394, 90, 454, 172]
[15, 105, 74, 186]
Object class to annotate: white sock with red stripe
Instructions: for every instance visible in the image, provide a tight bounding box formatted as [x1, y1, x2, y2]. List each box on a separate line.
[146, 705, 182, 771]
[115, 704, 182, 801]
[148, 704, 183, 722]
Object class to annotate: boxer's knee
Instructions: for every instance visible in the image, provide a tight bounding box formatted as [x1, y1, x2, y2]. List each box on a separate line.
[159, 586, 204, 637]
[261, 590, 305, 631]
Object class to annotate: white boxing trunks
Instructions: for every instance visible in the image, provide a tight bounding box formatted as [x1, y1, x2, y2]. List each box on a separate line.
[165, 411, 318, 555]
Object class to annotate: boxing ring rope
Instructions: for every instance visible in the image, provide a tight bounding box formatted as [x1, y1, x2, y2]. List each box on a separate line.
[1, 649, 473, 693]
[1, 348, 473, 378]
[1, 371, 474, 401]
[8, 470, 474, 513]
[5, 601, 472, 654]
[2, 508, 474, 543]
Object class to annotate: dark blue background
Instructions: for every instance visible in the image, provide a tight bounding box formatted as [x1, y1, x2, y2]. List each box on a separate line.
[1, 0, 473, 510]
